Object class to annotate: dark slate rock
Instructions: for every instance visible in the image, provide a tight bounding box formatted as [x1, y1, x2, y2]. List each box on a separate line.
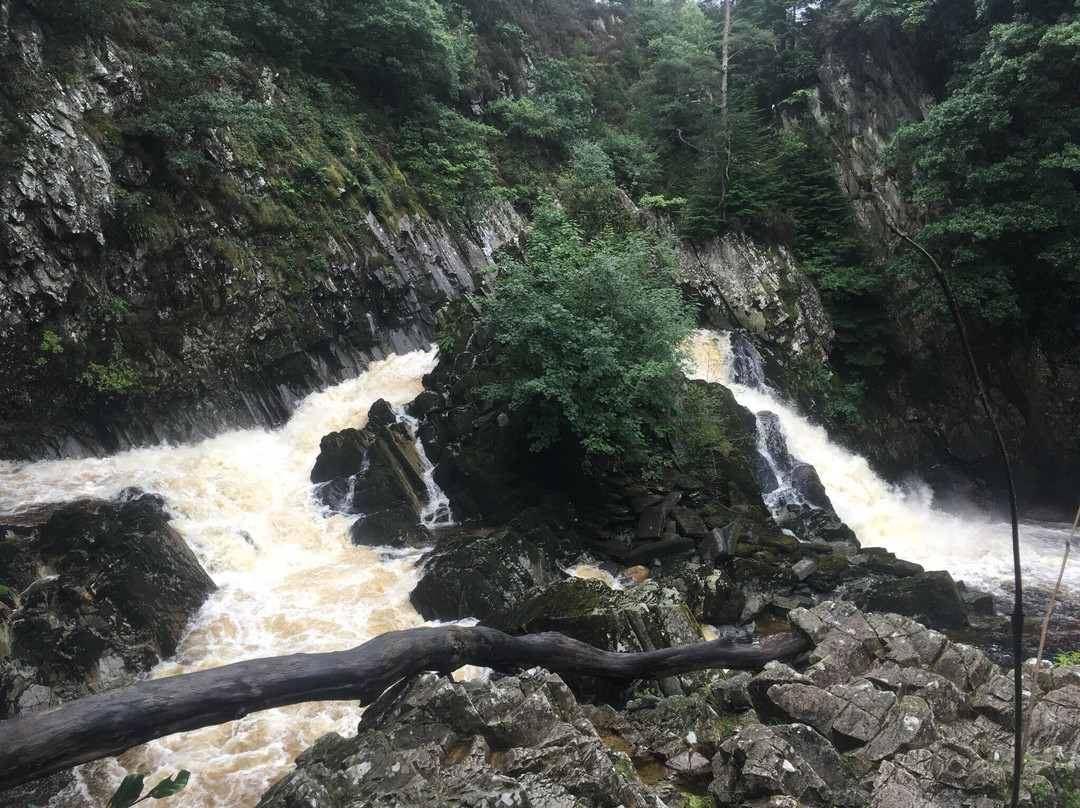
[637, 492, 682, 540]
[409, 512, 572, 622]
[0, 492, 215, 717]
[855, 570, 969, 630]
[256, 669, 661, 808]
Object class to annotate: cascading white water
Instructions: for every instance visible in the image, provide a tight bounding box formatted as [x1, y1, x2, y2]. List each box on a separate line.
[685, 330, 1078, 600]
[393, 405, 454, 528]
[0, 350, 444, 808]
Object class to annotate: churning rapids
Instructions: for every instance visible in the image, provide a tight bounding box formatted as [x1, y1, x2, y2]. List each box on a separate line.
[0, 333, 1075, 807]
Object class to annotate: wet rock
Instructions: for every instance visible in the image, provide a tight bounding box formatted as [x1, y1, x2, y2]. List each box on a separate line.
[0, 491, 215, 717]
[789, 464, 833, 511]
[860, 548, 924, 578]
[410, 512, 572, 622]
[855, 570, 969, 630]
[312, 399, 431, 547]
[256, 669, 663, 808]
[484, 578, 705, 700]
[310, 428, 368, 484]
[776, 505, 859, 547]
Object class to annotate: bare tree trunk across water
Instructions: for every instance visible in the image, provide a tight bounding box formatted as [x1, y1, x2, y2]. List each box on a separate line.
[0, 626, 810, 790]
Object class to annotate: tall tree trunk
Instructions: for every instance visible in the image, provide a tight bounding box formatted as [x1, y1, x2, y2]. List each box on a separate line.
[719, 0, 733, 216]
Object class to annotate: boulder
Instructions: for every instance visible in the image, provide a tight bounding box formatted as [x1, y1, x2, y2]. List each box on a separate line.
[855, 570, 970, 630]
[311, 399, 432, 547]
[1027, 685, 1080, 752]
[410, 512, 573, 622]
[256, 669, 663, 808]
[712, 723, 865, 807]
[484, 578, 706, 699]
[0, 491, 215, 717]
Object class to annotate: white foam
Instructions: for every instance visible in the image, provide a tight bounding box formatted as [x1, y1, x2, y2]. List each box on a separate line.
[684, 330, 1077, 597]
[0, 350, 439, 807]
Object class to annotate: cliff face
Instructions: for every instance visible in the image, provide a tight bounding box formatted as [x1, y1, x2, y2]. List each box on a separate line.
[0, 5, 519, 459]
[813, 17, 1080, 512]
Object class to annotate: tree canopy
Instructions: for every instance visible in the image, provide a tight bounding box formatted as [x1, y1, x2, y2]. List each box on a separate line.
[479, 207, 694, 469]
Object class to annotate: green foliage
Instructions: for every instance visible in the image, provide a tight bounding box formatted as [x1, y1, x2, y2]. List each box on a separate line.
[672, 382, 740, 482]
[884, 10, 1080, 341]
[223, 0, 468, 106]
[679, 794, 716, 808]
[1054, 650, 1080, 667]
[38, 330, 63, 357]
[25, 0, 125, 35]
[81, 343, 141, 395]
[397, 104, 501, 220]
[108, 770, 190, 808]
[96, 297, 130, 324]
[716, 716, 739, 740]
[558, 140, 625, 232]
[479, 206, 694, 470]
[822, 380, 868, 430]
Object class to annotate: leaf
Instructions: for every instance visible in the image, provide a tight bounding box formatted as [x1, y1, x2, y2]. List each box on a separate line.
[109, 773, 146, 808]
[149, 770, 190, 799]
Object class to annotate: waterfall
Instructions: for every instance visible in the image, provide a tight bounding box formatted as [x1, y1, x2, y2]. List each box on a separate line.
[685, 330, 1079, 601]
[0, 350, 441, 808]
[391, 405, 454, 529]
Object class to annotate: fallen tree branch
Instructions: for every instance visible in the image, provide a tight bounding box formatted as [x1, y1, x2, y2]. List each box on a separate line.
[0, 625, 809, 790]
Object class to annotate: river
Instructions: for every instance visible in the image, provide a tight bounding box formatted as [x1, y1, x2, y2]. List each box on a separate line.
[1, 334, 1076, 806]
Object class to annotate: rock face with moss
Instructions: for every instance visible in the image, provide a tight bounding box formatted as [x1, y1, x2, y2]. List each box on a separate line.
[0, 5, 521, 460]
[679, 232, 834, 365]
[0, 489, 215, 717]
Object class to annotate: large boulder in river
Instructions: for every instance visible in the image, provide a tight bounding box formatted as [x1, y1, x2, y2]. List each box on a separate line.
[0, 490, 216, 717]
[854, 569, 970, 630]
[256, 668, 663, 808]
[311, 399, 432, 547]
[410, 510, 575, 622]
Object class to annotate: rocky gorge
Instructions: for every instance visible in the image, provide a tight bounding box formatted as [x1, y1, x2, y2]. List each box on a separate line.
[2, 334, 1077, 808]
[2, 0, 1080, 805]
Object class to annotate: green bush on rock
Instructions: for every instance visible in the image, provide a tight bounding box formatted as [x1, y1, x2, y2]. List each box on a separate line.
[478, 206, 694, 471]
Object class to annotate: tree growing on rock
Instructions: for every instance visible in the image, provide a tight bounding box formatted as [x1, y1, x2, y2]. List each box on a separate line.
[479, 205, 694, 472]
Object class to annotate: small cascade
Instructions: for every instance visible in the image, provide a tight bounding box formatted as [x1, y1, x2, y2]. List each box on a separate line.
[727, 332, 771, 389]
[391, 405, 454, 529]
[685, 329, 1079, 602]
[715, 334, 813, 518]
[753, 411, 811, 514]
